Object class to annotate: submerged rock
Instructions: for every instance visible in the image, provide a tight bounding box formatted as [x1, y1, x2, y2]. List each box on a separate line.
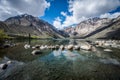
[3, 43, 16, 48]
[104, 49, 112, 52]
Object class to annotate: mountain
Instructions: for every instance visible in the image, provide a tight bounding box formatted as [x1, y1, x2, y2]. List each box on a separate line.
[88, 16, 120, 39]
[1, 14, 120, 39]
[0, 14, 65, 38]
[64, 16, 120, 39]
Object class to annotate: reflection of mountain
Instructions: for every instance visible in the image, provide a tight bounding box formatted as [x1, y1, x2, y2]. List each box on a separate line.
[52, 50, 81, 60]
[0, 14, 66, 38]
[64, 16, 120, 39]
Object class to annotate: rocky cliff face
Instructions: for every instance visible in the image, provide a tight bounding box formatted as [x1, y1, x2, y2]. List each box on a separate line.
[64, 17, 112, 38]
[88, 16, 120, 39]
[0, 14, 65, 38]
[64, 16, 120, 39]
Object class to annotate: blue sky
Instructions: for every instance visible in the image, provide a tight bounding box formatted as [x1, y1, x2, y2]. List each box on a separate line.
[40, 0, 69, 24]
[0, 0, 120, 29]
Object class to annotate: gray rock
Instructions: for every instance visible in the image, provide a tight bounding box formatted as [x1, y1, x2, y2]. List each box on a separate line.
[67, 44, 74, 50]
[104, 49, 112, 52]
[0, 63, 8, 70]
[31, 50, 42, 55]
[24, 44, 30, 49]
[74, 45, 80, 50]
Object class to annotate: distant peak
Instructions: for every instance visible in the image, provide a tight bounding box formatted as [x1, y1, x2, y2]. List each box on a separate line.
[19, 14, 33, 17]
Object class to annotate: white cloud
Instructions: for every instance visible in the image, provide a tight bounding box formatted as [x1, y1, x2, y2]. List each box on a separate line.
[0, 0, 50, 20]
[100, 12, 120, 19]
[62, 16, 87, 27]
[55, 0, 120, 28]
[53, 17, 63, 29]
[61, 11, 67, 16]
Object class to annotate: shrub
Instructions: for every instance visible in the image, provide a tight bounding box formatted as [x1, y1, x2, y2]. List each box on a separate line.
[0, 29, 9, 42]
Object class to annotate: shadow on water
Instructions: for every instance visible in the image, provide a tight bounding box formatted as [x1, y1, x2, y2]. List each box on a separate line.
[0, 39, 120, 80]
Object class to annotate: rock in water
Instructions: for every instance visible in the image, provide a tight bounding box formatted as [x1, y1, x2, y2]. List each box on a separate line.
[7, 61, 12, 64]
[104, 49, 112, 52]
[67, 44, 74, 50]
[80, 44, 92, 51]
[60, 45, 64, 50]
[0, 63, 8, 70]
[74, 45, 80, 50]
[24, 44, 30, 49]
[31, 50, 42, 55]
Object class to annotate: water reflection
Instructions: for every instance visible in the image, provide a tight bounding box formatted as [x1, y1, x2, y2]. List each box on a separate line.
[99, 58, 120, 65]
[0, 39, 120, 80]
[52, 50, 82, 61]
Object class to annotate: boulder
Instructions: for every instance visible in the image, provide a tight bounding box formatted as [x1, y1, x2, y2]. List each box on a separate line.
[31, 50, 42, 55]
[0, 63, 8, 70]
[80, 44, 92, 51]
[3, 44, 11, 48]
[7, 61, 12, 64]
[67, 44, 74, 50]
[60, 45, 64, 50]
[24, 44, 30, 49]
[34, 45, 41, 49]
[40, 45, 46, 50]
[74, 45, 80, 50]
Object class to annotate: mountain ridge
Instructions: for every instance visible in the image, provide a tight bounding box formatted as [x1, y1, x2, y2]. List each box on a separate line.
[64, 16, 120, 39]
[0, 14, 120, 39]
[0, 14, 66, 38]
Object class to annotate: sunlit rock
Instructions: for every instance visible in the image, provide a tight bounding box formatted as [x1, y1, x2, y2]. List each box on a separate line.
[31, 50, 42, 55]
[104, 49, 112, 52]
[104, 42, 112, 46]
[91, 46, 97, 51]
[0, 63, 8, 70]
[40, 45, 46, 50]
[44, 45, 48, 49]
[95, 40, 105, 47]
[24, 44, 30, 49]
[60, 45, 64, 50]
[80, 44, 92, 51]
[32, 45, 40, 49]
[7, 61, 12, 64]
[74, 45, 80, 50]
[67, 44, 74, 50]
[64, 45, 68, 49]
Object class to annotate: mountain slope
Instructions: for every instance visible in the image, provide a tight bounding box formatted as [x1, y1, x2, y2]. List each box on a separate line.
[64, 17, 112, 38]
[0, 14, 64, 38]
[88, 16, 120, 39]
[64, 16, 120, 39]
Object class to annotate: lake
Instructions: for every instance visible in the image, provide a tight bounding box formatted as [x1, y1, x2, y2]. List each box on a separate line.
[0, 39, 120, 80]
